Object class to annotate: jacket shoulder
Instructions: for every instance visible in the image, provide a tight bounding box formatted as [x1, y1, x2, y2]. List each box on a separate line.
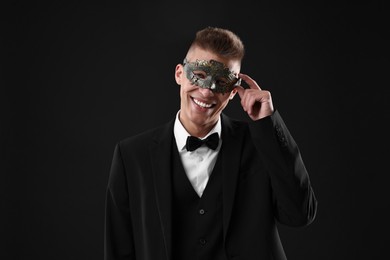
[117, 120, 173, 151]
[221, 113, 250, 135]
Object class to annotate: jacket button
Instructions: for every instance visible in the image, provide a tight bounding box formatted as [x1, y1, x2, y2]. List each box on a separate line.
[199, 209, 205, 215]
[199, 238, 207, 245]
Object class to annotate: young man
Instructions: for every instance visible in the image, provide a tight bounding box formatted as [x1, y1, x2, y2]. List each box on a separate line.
[105, 27, 317, 260]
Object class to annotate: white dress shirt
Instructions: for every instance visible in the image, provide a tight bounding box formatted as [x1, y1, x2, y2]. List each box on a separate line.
[173, 111, 222, 197]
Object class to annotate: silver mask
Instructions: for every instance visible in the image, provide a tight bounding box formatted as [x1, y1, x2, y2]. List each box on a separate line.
[183, 58, 241, 94]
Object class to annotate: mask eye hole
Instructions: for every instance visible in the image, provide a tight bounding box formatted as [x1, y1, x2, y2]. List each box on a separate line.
[192, 70, 207, 79]
[216, 77, 228, 86]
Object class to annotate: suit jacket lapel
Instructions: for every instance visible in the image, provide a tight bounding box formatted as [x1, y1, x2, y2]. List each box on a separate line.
[220, 114, 245, 242]
[149, 119, 175, 260]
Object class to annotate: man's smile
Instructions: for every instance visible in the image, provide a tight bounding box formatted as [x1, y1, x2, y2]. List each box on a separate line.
[191, 97, 216, 109]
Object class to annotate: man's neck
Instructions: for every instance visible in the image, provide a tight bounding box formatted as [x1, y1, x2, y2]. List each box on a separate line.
[179, 114, 218, 138]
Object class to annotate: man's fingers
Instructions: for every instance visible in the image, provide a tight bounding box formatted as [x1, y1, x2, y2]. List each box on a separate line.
[244, 94, 256, 113]
[238, 73, 261, 90]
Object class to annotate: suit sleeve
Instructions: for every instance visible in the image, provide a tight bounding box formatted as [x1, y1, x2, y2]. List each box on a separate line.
[104, 143, 136, 260]
[249, 110, 318, 227]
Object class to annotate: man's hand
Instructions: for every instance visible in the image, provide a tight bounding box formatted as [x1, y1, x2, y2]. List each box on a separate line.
[235, 73, 274, 121]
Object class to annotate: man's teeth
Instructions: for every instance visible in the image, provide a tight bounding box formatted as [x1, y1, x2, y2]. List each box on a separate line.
[193, 98, 213, 108]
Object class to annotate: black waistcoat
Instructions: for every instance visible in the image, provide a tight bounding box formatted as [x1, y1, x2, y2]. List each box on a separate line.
[171, 139, 226, 260]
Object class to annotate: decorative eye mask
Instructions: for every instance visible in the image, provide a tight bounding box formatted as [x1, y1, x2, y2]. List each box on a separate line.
[183, 58, 241, 94]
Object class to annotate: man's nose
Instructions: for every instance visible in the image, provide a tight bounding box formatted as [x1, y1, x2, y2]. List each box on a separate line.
[198, 86, 214, 97]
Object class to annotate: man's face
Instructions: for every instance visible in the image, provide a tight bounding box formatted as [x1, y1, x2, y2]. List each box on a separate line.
[175, 46, 241, 129]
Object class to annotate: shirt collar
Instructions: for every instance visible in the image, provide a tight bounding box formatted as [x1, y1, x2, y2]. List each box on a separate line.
[173, 111, 222, 151]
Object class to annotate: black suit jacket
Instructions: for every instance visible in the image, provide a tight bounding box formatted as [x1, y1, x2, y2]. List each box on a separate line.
[104, 111, 317, 260]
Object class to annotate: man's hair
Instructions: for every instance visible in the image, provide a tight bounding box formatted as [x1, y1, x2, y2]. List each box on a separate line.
[189, 26, 245, 61]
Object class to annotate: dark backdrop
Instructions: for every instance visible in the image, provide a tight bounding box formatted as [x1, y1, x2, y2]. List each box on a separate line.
[1, 1, 389, 259]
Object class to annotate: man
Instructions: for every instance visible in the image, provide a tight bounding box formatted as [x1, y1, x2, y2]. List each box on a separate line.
[104, 27, 317, 260]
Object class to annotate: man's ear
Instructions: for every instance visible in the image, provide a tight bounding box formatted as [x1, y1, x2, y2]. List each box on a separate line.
[175, 64, 183, 85]
[229, 88, 238, 100]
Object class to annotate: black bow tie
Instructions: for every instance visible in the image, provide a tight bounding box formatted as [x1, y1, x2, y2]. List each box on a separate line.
[186, 132, 219, 152]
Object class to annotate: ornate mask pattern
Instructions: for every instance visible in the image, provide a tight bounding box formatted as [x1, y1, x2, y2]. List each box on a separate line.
[183, 59, 241, 94]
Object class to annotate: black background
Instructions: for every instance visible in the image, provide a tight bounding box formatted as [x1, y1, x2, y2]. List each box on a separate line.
[1, 1, 389, 259]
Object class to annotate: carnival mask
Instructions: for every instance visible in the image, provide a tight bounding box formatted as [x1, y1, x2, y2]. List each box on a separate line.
[183, 58, 241, 94]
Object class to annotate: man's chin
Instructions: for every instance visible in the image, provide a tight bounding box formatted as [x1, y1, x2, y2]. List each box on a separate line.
[190, 112, 217, 126]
